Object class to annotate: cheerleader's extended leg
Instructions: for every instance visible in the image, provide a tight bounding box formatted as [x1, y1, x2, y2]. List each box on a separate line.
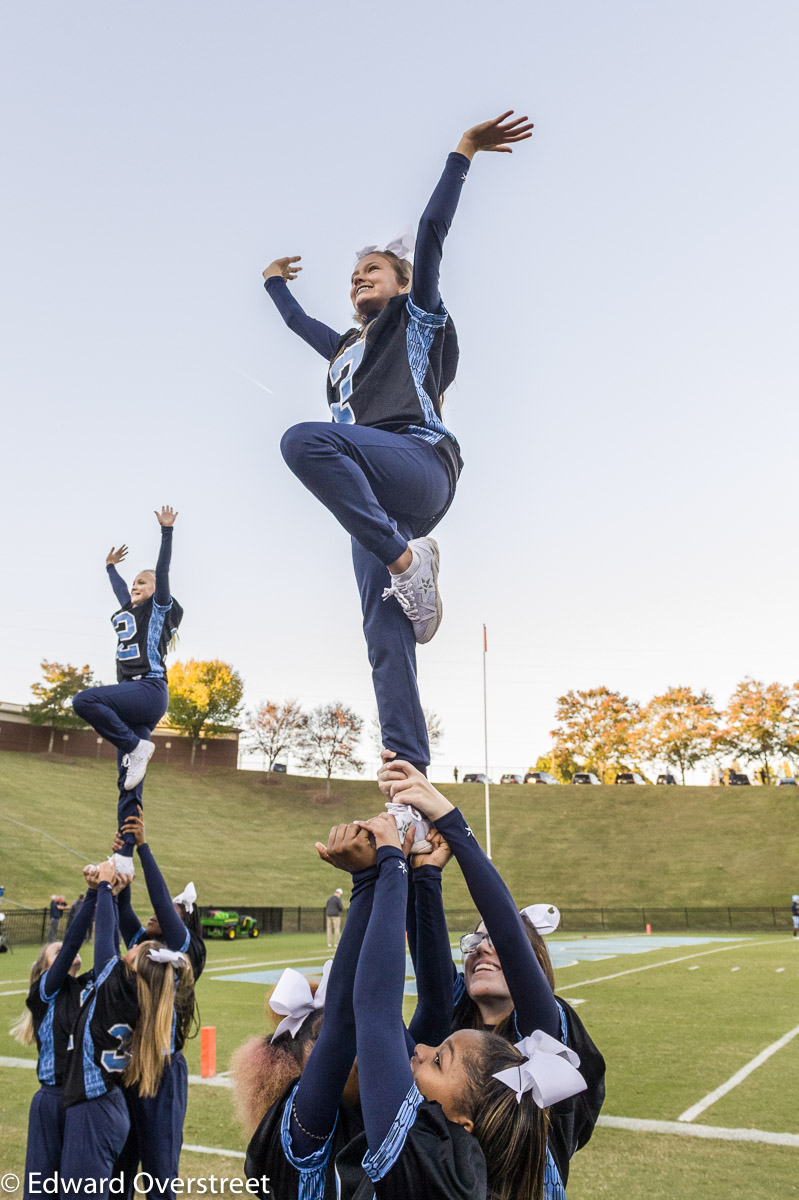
[23, 1085, 65, 1200]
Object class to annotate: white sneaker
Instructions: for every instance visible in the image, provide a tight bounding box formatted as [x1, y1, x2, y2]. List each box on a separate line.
[111, 853, 135, 882]
[122, 739, 155, 790]
[385, 802, 433, 854]
[382, 538, 442, 644]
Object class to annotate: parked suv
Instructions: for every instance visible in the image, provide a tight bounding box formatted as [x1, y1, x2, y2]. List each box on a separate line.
[656, 774, 678, 785]
[776, 776, 798, 786]
[572, 772, 601, 785]
[500, 773, 524, 784]
[463, 773, 489, 784]
[524, 771, 560, 785]
[615, 772, 647, 785]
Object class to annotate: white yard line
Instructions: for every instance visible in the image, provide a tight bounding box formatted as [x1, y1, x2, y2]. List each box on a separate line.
[0, 1056, 35, 1069]
[677, 1023, 799, 1122]
[183, 1144, 245, 1160]
[204, 953, 331, 974]
[187, 1073, 233, 1088]
[0, 989, 29, 997]
[557, 938, 787, 991]
[599, 1115, 799, 1147]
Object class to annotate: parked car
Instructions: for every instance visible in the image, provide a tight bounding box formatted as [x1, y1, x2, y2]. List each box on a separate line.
[463, 773, 489, 784]
[500, 773, 524, 784]
[727, 772, 750, 786]
[524, 771, 560, 785]
[776, 776, 798, 786]
[656, 774, 678, 785]
[615, 772, 647, 785]
[572, 772, 601, 785]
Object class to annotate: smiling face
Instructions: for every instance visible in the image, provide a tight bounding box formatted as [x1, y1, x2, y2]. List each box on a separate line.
[410, 1029, 483, 1131]
[130, 570, 155, 606]
[349, 254, 406, 320]
[464, 922, 512, 1008]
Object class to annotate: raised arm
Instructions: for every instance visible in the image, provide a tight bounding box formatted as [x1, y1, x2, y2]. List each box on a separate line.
[288, 824, 379, 1160]
[407, 834, 455, 1046]
[41, 890, 98, 1000]
[153, 508, 176, 607]
[93, 864, 119, 975]
[120, 809, 189, 952]
[379, 763, 560, 1041]
[352, 817, 416, 1154]
[411, 112, 533, 315]
[116, 883, 145, 949]
[263, 256, 342, 360]
[106, 545, 131, 607]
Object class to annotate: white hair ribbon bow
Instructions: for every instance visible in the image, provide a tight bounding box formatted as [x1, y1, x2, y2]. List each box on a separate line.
[172, 882, 197, 913]
[354, 225, 416, 265]
[271, 960, 332, 1040]
[519, 904, 561, 935]
[492, 1031, 586, 1108]
[147, 948, 188, 967]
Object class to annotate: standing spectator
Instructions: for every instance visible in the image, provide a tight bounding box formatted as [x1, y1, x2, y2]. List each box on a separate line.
[325, 887, 344, 948]
[453, 765, 459, 783]
[47, 895, 67, 941]
[791, 895, 799, 938]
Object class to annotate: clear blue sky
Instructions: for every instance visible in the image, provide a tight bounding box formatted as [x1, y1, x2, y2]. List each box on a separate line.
[2, 2, 798, 780]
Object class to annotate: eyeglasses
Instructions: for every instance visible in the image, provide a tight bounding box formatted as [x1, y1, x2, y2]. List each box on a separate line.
[459, 931, 494, 956]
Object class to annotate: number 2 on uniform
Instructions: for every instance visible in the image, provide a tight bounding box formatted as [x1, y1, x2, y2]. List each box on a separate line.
[329, 339, 366, 424]
[113, 612, 139, 662]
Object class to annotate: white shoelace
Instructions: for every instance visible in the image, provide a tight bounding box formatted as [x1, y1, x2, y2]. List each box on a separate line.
[382, 580, 418, 619]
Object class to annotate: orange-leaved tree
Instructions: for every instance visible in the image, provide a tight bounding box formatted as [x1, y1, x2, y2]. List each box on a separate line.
[298, 702, 364, 796]
[634, 686, 719, 784]
[551, 686, 640, 783]
[27, 660, 98, 752]
[717, 678, 793, 784]
[167, 659, 244, 764]
[246, 699, 306, 772]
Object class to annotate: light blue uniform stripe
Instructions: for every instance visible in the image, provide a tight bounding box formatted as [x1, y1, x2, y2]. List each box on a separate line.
[279, 1081, 338, 1200]
[362, 1082, 423, 1183]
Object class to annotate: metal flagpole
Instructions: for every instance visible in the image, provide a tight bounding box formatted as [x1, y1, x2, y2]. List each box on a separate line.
[482, 623, 492, 859]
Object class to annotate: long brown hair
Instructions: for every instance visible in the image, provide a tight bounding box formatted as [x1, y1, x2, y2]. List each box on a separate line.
[122, 941, 197, 1097]
[9, 943, 58, 1046]
[462, 1033, 549, 1200]
[338, 250, 413, 341]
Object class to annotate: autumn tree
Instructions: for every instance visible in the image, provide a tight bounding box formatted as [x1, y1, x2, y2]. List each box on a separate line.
[167, 659, 244, 764]
[635, 686, 720, 784]
[246, 699, 306, 771]
[27, 661, 98, 753]
[533, 749, 582, 783]
[298, 702, 365, 795]
[717, 678, 793, 784]
[551, 687, 639, 783]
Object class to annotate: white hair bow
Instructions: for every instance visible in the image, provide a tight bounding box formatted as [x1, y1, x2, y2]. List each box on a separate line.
[354, 225, 416, 265]
[147, 948, 188, 967]
[520, 904, 561, 936]
[270, 960, 332, 1040]
[172, 882, 197, 913]
[492, 1031, 586, 1108]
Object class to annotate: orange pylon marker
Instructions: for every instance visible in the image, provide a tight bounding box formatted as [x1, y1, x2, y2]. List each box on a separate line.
[201, 1026, 217, 1078]
[645, 923, 652, 936]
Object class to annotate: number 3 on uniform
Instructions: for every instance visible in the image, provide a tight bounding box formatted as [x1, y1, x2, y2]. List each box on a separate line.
[113, 611, 139, 662]
[101, 1022, 133, 1072]
[329, 339, 366, 424]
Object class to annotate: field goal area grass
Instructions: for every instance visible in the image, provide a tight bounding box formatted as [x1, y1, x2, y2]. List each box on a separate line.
[2, 929, 798, 1199]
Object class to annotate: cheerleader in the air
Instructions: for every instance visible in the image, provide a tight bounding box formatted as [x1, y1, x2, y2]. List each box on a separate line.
[72, 506, 182, 879]
[11, 877, 97, 1199]
[262, 112, 533, 810]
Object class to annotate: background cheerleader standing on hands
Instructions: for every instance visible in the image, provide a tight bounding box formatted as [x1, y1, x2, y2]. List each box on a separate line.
[72, 507, 182, 878]
[263, 112, 532, 784]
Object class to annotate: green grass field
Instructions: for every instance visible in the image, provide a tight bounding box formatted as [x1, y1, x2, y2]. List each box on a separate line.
[1, 752, 796, 909]
[2, 931, 798, 1198]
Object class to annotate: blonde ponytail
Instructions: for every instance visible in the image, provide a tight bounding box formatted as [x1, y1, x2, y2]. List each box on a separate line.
[123, 941, 196, 1097]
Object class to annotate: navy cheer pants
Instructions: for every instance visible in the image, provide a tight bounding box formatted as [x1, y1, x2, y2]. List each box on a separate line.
[24, 1084, 65, 1200]
[280, 422, 453, 771]
[72, 678, 169, 853]
[116, 1052, 188, 1200]
[61, 1088, 130, 1200]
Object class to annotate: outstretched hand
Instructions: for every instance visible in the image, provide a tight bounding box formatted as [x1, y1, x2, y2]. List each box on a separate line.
[315, 823, 377, 873]
[106, 545, 128, 566]
[376, 760, 455, 822]
[263, 256, 302, 283]
[83, 864, 100, 890]
[411, 828, 451, 871]
[155, 506, 178, 527]
[457, 110, 534, 160]
[355, 812, 404, 851]
[120, 807, 146, 847]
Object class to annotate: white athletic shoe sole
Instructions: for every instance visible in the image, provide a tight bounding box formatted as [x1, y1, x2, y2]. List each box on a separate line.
[385, 801, 433, 854]
[123, 739, 155, 791]
[111, 853, 135, 882]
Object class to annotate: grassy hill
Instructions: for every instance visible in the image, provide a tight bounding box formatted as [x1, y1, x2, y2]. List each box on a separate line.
[0, 751, 794, 910]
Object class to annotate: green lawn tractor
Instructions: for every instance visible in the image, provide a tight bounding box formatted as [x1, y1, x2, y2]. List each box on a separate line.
[201, 909, 260, 940]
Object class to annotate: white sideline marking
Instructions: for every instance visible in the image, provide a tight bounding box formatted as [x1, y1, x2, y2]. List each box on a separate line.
[557, 938, 786, 991]
[0, 1056, 35, 1069]
[688, 966, 700, 970]
[0, 989, 29, 997]
[731, 967, 740, 972]
[204, 954, 330, 975]
[777, 968, 786, 973]
[677, 1023, 799, 1123]
[188, 1073, 233, 1089]
[598, 1115, 799, 1147]
[183, 1143, 245, 1160]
